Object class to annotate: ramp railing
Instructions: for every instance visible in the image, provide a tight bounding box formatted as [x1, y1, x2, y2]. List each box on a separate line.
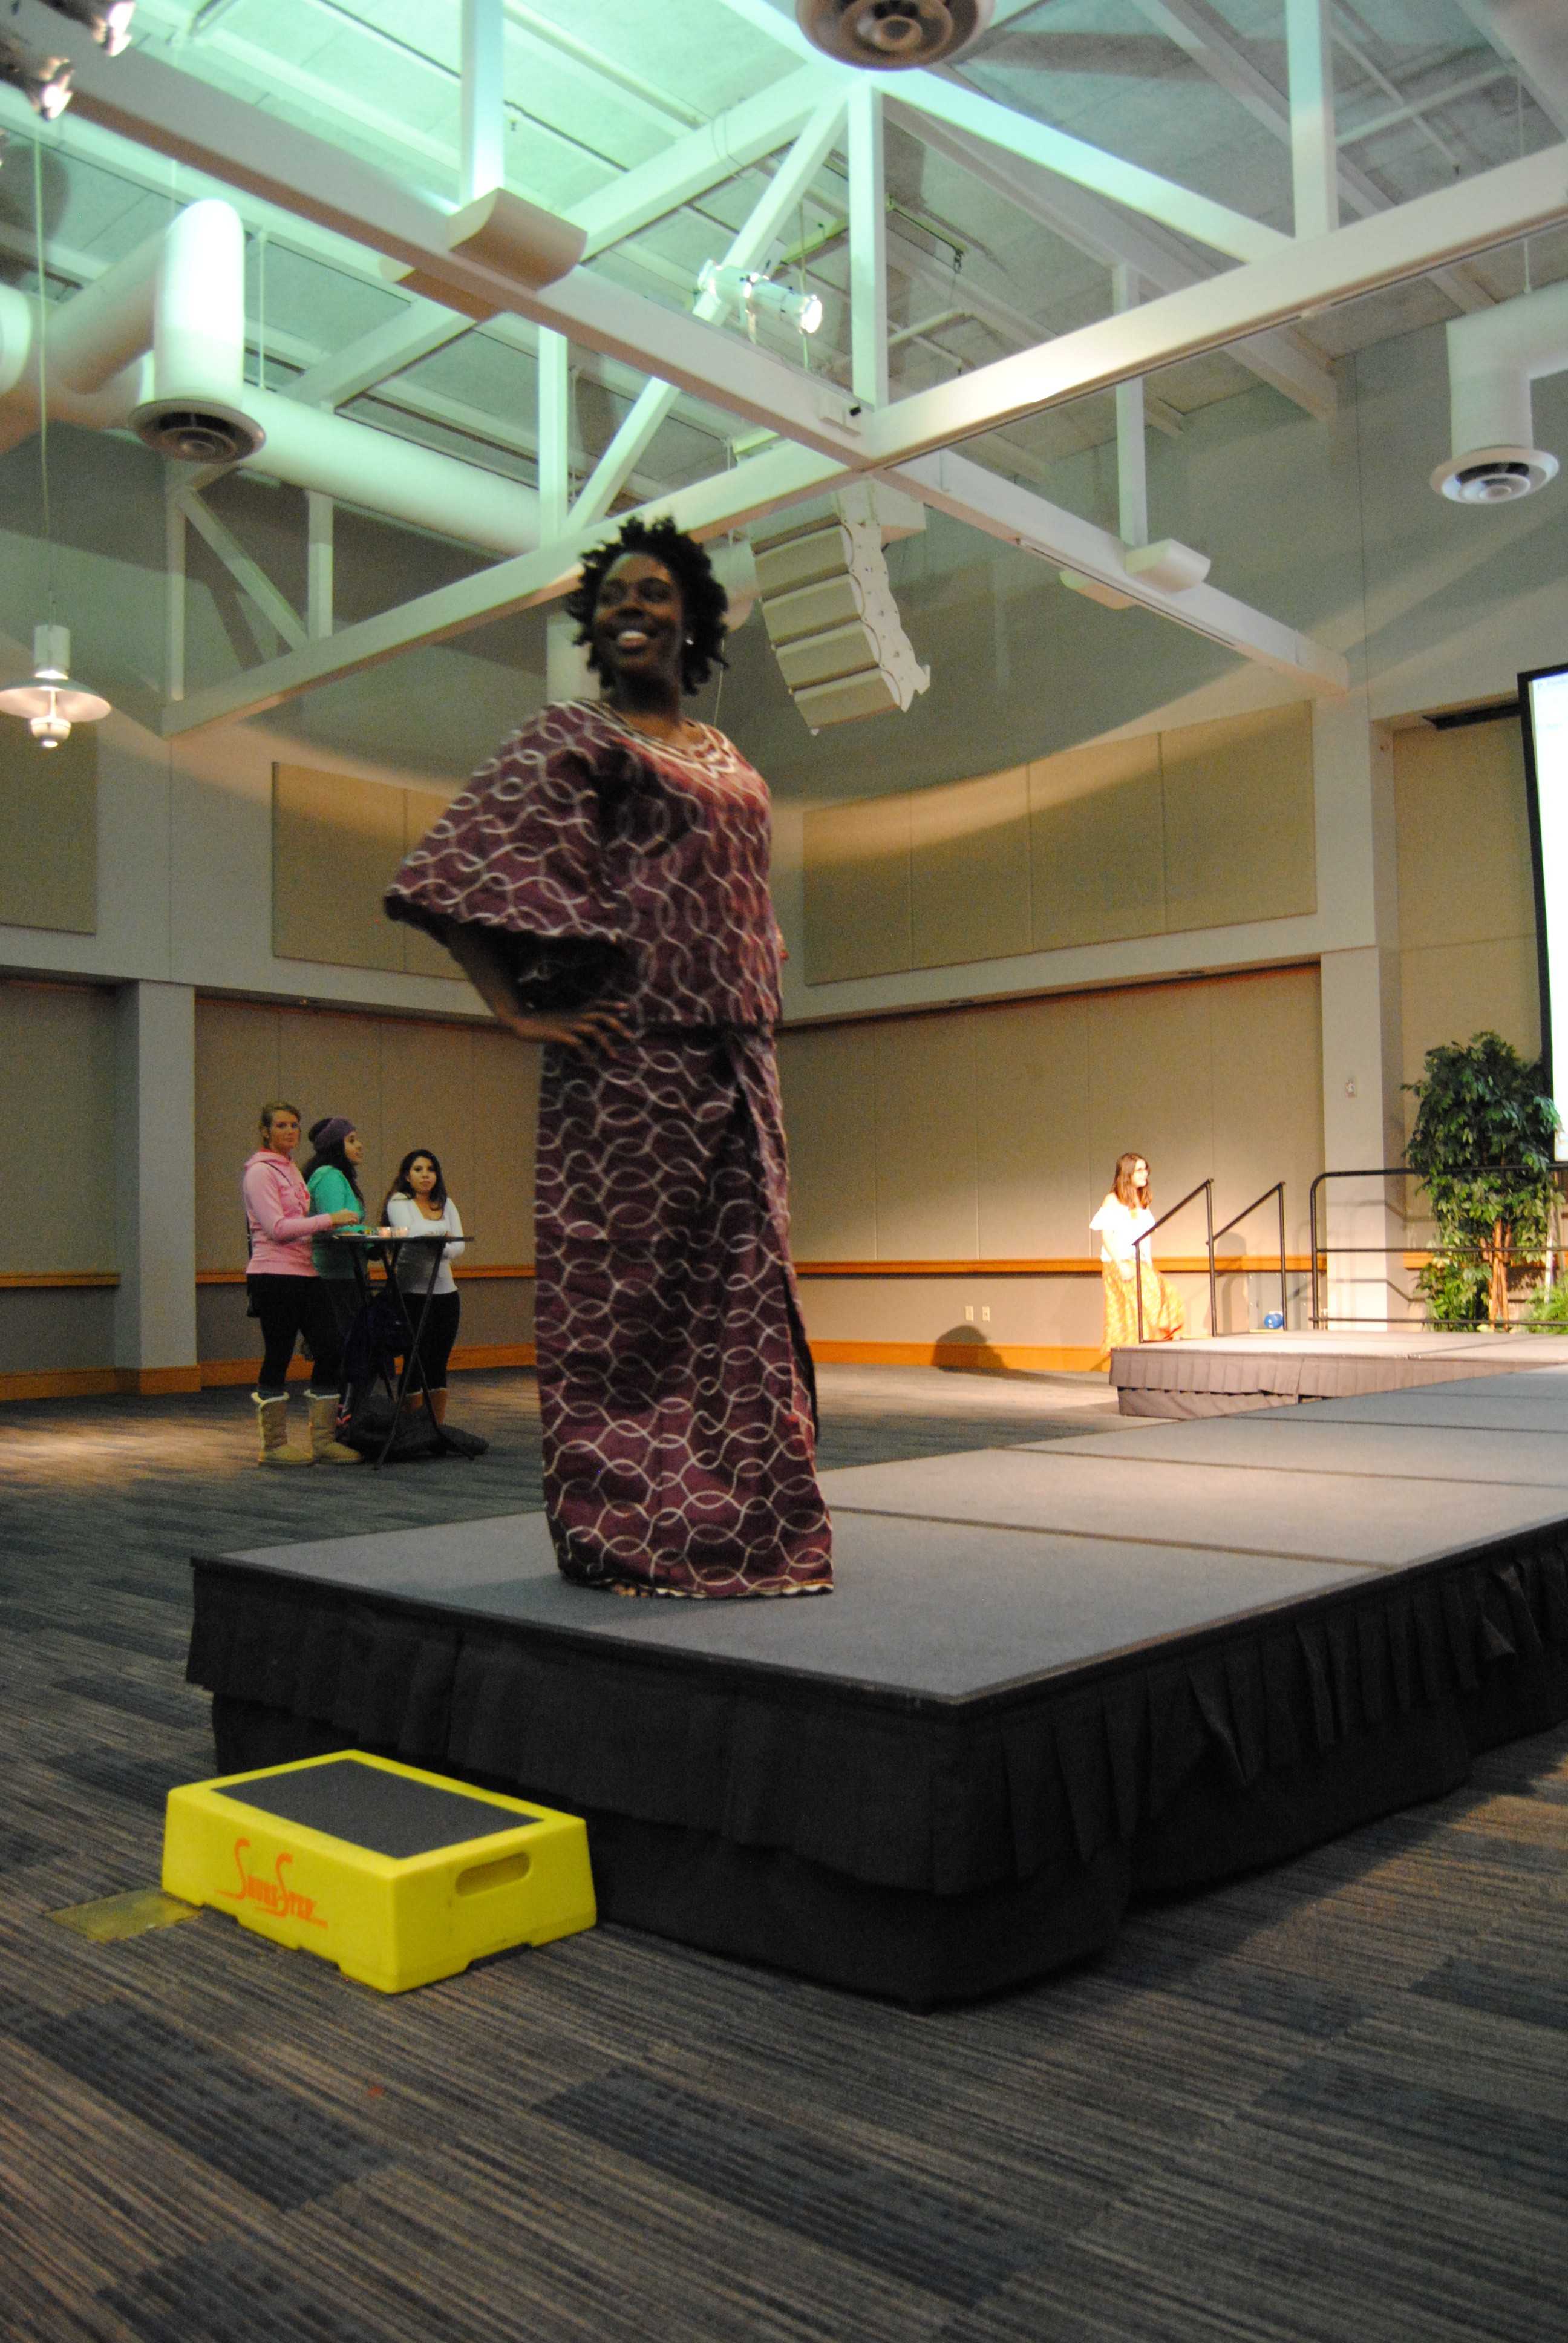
[1308, 1164, 1566, 1328]
[1210, 1181, 1289, 1331]
[1131, 1179, 1216, 1343]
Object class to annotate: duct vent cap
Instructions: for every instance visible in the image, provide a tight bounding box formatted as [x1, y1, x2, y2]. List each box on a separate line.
[1431, 445, 1558, 505]
[796, 0, 993, 69]
[131, 403, 265, 465]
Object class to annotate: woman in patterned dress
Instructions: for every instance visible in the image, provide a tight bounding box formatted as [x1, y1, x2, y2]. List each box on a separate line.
[1092, 1151, 1186, 1352]
[385, 518, 832, 1599]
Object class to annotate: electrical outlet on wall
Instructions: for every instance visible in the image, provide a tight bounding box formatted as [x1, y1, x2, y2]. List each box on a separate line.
[964, 1305, 974, 1321]
[982, 1307, 991, 1322]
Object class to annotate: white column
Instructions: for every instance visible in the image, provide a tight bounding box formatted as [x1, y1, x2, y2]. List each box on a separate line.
[848, 85, 889, 407]
[460, 0, 506, 205]
[1112, 263, 1148, 548]
[307, 492, 334, 639]
[1313, 694, 1405, 1326]
[114, 980, 199, 1390]
[1286, 0, 1339, 240]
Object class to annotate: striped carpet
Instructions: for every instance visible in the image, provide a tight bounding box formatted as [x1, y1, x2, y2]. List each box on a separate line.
[1, 1368, 1564, 2342]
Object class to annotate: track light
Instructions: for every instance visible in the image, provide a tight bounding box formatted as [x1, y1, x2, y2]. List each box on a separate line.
[0, 36, 74, 117]
[697, 260, 823, 340]
[42, 1, 135, 54]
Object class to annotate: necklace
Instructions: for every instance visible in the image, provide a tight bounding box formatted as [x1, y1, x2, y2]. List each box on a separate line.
[606, 700, 703, 752]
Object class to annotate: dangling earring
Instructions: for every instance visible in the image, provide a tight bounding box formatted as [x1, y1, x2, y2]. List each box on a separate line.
[684, 635, 694, 646]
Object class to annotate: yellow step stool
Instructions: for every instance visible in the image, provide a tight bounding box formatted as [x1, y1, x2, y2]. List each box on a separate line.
[163, 1751, 595, 1993]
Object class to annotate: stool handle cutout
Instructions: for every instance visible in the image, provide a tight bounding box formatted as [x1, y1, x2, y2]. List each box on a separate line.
[454, 1850, 532, 1896]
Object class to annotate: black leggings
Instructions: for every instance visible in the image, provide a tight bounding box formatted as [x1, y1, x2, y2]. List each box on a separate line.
[247, 1274, 345, 1396]
[405, 1289, 461, 1388]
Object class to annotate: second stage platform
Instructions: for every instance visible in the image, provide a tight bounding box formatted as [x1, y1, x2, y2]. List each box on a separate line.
[187, 1368, 1568, 2005]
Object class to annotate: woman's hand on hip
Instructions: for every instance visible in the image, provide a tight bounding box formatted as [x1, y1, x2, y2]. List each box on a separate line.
[502, 1001, 632, 1057]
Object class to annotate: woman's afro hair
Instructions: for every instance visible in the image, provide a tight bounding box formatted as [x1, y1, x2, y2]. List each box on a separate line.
[565, 515, 729, 696]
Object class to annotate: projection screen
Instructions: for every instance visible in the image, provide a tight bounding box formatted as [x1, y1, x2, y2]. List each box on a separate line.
[1521, 661, 1568, 1156]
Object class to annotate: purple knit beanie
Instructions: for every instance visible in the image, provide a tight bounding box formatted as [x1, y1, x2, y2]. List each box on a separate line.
[308, 1115, 354, 1152]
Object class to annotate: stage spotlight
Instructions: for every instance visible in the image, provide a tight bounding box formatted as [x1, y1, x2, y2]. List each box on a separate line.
[698, 260, 823, 340]
[42, 1, 135, 54]
[0, 36, 74, 117]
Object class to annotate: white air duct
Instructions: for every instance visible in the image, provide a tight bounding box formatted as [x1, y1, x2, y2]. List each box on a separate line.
[1431, 278, 1568, 506]
[0, 202, 543, 558]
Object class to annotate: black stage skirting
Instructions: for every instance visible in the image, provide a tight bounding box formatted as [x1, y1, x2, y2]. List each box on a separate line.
[189, 1377, 1568, 2007]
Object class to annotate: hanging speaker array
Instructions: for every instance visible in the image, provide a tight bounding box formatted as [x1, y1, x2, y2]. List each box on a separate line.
[751, 485, 929, 732]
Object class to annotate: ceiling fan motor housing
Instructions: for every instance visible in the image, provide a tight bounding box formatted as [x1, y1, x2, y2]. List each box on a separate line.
[795, 0, 994, 69]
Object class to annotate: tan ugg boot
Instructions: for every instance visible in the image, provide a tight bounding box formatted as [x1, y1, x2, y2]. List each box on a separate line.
[429, 1387, 448, 1426]
[253, 1392, 312, 1467]
[307, 1390, 362, 1465]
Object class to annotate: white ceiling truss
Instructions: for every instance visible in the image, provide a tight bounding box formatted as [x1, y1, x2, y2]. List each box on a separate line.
[0, 0, 1560, 735]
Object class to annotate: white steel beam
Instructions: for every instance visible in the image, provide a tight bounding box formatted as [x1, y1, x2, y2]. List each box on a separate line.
[567, 97, 848, 528]
[567, 66, 835, 257]
[177, 490, 307, 653]
[460, 0, 508, 205]
[1129, 0, 1493, 311]
[307, 494, 334, 641]
[1112, 266, 1148, 549]
[18, 24, 867, 468]
[900, 448, 1345, 688]
[165, 492, 186, 704]
[537, 329, 571, 539]
[283, 303, 472, 409]
[847, 87, 888, 407]
[1454, 1, 1568, 138]
[892, 106, 1339, 419]
[854, 139, 1568, 470]
[1286, 0, 1339, 238]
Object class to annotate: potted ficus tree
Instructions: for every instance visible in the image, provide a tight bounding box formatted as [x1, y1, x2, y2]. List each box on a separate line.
[1403, 1032, 1560, 1331]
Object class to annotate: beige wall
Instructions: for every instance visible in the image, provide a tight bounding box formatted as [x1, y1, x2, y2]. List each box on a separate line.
[778, 962, 1323, 1353]
[194, 995, 540, 1277]
[803, 703, 1315, 985]
[1394, 718, 1540, 1134]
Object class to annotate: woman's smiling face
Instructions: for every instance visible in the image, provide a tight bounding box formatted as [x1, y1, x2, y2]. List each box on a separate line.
[593, 553, 684, 693]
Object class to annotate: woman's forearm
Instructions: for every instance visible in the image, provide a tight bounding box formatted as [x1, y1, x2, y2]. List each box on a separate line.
[446, 923, 524, 1027]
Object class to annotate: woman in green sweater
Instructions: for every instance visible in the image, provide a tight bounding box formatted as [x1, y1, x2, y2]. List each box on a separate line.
[302, 1115, 366, 1328]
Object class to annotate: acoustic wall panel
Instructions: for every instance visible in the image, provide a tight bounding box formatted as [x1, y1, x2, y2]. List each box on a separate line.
[872, 1012, 978, 1259]
[1086, 981, 1216, 1246]
[1028, 735, 1164, 950]
[471, 1027, 539, 1267]
[273, 765, 404, 973]
[1394, 719, 1533, 952]
[194, 997, 283, 1273]
[0, 979, 116, 1276]
[802, 793, 912, 983]
[910, 766, 1030, 970]
[379, 1018, 475, 1224]
[277, 1008, 386, 1211]
[1160, 703, 1315, 934]
[0, 726, 96, 935]
[776, 1022, 878, 1261]
[972, 994, 1094, 1260]
[1209, 968, 1324, 1256]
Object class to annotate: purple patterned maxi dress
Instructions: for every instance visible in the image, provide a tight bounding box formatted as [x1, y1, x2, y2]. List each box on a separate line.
[385, 700, 833, 1598]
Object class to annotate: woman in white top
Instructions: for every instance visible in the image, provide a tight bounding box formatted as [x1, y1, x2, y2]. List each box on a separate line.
[1090, 1151, 1185, 1353]
[383, 1147, 466, 1423]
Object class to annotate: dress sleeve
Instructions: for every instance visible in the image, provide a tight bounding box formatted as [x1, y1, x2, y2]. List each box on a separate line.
[384, 708, 636, 1010]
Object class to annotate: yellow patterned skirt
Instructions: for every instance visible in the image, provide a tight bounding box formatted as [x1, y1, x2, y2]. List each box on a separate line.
[1101, 1259, 1186, 1352]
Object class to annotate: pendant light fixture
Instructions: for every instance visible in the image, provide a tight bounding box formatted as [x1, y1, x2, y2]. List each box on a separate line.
[0, 138, 111, 750]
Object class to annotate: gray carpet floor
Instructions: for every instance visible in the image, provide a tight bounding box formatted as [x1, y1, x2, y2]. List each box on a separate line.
[1, 1366, 1564, 2341]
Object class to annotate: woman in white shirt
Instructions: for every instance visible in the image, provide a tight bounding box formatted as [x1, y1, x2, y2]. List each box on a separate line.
[383, 1148, 465, 1423]
[1090, 1151, 1185, 1354]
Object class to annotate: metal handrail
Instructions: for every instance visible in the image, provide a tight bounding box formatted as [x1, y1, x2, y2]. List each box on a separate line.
[1210, 1181, 1289, 1330]
[1308, 1163, 1566, 1327]
[1131, 1178, 1216, 1343]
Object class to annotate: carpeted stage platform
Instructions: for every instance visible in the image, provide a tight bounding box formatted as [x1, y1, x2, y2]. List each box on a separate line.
[188, 1369, 1568, 2007]
[1109, 1326, 1568, 1414]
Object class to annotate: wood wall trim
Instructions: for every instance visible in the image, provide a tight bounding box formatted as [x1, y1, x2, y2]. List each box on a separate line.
[809, 1339, 1106, 1372]
[0, 1367, 120, 1401]
[195, 1264, 537, 1286]
[0, 1272, 120, 1289]
[795, 1256, 1312, 1277]
[198, 1341, 538, 1386]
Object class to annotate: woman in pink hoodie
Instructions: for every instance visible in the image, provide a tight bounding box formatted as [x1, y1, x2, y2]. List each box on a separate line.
[242, 1099, 362, 1467]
